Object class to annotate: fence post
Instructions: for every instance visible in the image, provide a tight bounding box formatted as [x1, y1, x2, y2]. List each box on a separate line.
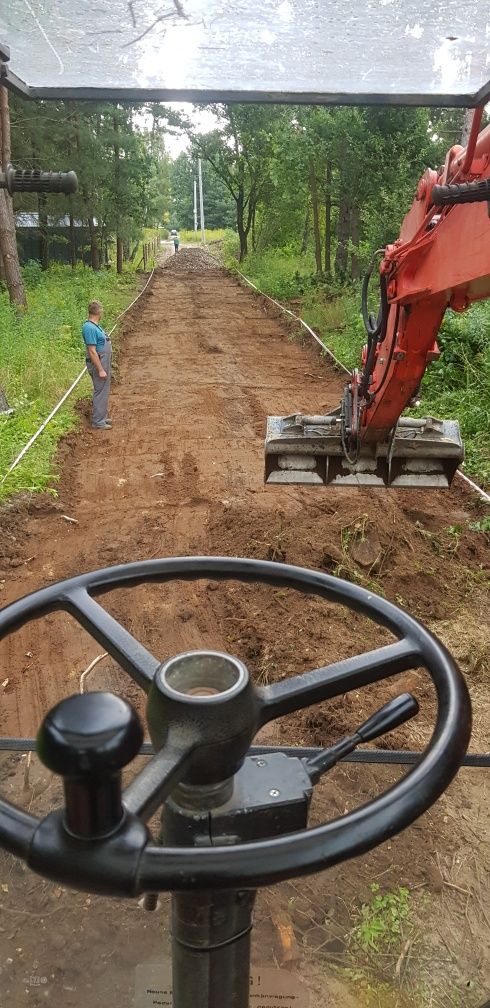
[143, 244, 148, 271]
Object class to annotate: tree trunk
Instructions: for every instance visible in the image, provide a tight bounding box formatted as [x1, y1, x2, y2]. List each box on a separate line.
[0, 86, 26, 306]
[113, 113, 123, 274]
[324, 161, 332, 276]
[73, 111, 100, 271]
[69, 212, 77, 268]
[350, 203, 360, 281]
[0, 85, 11, 163]
[0, 193, 26, 306]
[39, 193, 49, 270]
[116, 235, 123, 274]
[236, 188, 247, 261]
[335, 192, 350, 281]
[308, 156, 323, 275]
[300, 204, 310, 255]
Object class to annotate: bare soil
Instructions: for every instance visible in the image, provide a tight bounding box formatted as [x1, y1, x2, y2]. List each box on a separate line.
[0, 248, 488, 1007]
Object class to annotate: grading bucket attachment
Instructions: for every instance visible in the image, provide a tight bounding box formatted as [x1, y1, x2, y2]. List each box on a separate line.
[265, 413, 463, 488]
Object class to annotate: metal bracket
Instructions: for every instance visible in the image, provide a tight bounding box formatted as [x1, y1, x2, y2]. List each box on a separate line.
[161, 753, 312, 847]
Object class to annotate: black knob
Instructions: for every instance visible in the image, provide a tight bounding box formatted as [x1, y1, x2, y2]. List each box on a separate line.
[37, 693, 143, 839]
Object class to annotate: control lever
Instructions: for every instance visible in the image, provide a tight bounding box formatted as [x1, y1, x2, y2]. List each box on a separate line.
[304, 693, 419, 783]
[37, 692, 143, 839]
[0, 163, 78, 196]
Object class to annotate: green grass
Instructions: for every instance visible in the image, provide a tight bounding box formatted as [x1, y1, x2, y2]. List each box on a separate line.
[179, 228, 233, 244]
[222, 241, 490, 489]
[0, 264, 139, 501]
[130, 227, 160, 271]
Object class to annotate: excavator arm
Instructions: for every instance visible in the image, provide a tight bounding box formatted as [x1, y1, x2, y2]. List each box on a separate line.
[265, 112, 490, 488]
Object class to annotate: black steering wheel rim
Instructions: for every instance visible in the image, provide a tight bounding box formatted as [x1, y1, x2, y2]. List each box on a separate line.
[0, 556, 472, 892]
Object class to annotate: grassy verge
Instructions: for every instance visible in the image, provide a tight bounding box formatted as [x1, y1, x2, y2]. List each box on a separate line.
[179, 228, 235, 245]
[0, 264, 140, 501]
[222, 240, 490, 489]
[130, 227, 160, 270]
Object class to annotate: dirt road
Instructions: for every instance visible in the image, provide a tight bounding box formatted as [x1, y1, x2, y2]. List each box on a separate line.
[0, 248, 488, 1006]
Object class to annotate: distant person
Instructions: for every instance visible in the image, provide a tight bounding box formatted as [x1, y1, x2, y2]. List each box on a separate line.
[82, 300, 112, 431]
[172, 230, 180, 253]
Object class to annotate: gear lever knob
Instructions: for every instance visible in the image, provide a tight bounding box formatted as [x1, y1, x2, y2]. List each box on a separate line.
[37, 693, 143, 839]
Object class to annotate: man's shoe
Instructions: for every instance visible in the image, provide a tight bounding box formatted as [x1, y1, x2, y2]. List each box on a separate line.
[92, 422, 112, 430]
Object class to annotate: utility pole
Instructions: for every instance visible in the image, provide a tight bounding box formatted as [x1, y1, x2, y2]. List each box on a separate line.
[193, 177, 198, 232]
[198, 157, 205, 244]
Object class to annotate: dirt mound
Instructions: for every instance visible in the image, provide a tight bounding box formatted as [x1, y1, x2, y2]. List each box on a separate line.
[162, 245, 223, 273]
[203, 494, 488, 750]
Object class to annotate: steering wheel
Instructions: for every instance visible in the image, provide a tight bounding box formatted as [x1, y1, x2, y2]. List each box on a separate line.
[0, 557, 471, 897]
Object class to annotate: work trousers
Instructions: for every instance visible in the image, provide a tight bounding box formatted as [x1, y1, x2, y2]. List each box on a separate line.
[87, 341, 112, 427]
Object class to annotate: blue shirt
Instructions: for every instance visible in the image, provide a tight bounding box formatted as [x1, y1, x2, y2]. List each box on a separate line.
[82, 320, 107, 360]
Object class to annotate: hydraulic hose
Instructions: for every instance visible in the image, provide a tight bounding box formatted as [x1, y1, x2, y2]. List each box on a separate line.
[359, 251, 389, 399]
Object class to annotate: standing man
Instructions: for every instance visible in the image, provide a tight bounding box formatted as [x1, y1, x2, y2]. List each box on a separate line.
[82, 300, 112, 430]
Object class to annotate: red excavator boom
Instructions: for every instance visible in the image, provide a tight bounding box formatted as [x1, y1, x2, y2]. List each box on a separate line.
[362, 115, 490, 444]
[265, 110, 490, 488]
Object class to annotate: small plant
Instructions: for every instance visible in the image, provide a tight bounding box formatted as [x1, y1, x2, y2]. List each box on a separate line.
[350, 883, 412, 956]
[468, 515, 490, 533]
[441, 523, 462, 555]
[22, 259, 44, 288]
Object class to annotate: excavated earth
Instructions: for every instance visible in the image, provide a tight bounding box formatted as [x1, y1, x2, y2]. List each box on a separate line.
[0, 247, 488, 1008]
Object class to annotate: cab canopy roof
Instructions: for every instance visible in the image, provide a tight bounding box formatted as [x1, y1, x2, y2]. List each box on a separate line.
[1, 0, 489, 107]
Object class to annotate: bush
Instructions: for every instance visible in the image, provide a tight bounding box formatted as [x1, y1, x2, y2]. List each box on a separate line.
[218, 230, 240, 268]
[236, 246, 317, 299]
[22, 259, 44, 288]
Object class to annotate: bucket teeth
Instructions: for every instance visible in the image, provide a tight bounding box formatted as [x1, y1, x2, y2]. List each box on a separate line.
[264, 415, 464, 489]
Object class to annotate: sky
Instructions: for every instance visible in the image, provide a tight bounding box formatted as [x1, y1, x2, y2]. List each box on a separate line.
[164, 104, 218, 159]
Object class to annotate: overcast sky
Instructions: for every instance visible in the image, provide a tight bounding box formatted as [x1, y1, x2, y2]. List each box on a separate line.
[164, 104, 218, 159]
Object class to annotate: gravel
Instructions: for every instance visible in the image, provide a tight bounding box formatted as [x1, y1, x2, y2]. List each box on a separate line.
[161, 246, 223, 273]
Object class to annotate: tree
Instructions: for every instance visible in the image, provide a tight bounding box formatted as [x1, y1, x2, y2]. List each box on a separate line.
[0, 86, 26, 306]
[169, 152, 235, 230]
[308, 155, 323, 275]
[244, 103, 458, 282]
[191, 105, 286, 260]
[9, 97, 173, 271]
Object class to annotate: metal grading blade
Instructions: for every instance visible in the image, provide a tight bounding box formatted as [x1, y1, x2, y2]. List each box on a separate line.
[264, 414, 464, 488]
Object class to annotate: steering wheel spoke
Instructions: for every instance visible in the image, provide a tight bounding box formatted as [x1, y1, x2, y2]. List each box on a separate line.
[62, 588, 160, 692]
[257, 637, 421, 724]
[124, 736, 196, 822]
